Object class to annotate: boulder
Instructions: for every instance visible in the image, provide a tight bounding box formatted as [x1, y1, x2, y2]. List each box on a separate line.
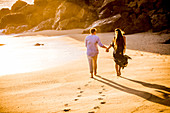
[99, 0, 132, 17]
[128, 1, 137, 8]
[53, 1, 98, 29]
[56, 2, 82, 20]
[15, 25, 29, 33]
[43, 1, 62, 20]
[105, 12, 133, 34]
[0, 8, 10, 20]
[56, 17, 84, 30]
[0, 13, 27, 29]
[26, 7, 44, 27]
[29, 18, 54, 32]
[18, 4, 36, 15]
[99, 8, 112, 19]
[11, 0, 27, 12]
[133, 13, 151, 32]
[3, 24, 28, 34]
[111, 5, 132, 15]
[66, 0, 86, 7]
[151, 14, 168, 32]
[34, 43, 44, 46]
[128, 0, 157, 15]
[83, 14, 121, 33]
[82, 9, 99, 28]
[34, 0, 48, 7]
[99, 0, 126, 13]
[43, 6, 57, 20]
[123, 13, 152, 34]
[88, 0, 104, 8]
[138, 0, 157, 10]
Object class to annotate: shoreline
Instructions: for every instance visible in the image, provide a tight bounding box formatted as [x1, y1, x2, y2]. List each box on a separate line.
[0, 32, 84, 76]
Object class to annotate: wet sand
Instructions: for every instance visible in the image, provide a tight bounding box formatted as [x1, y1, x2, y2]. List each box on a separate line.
[0, 30, 170, 113]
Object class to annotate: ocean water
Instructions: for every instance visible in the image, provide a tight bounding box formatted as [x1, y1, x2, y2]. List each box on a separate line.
[0, 0, 34, 9]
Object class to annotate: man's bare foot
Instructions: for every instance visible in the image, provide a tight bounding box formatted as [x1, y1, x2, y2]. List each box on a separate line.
[94, 72, 97, 76]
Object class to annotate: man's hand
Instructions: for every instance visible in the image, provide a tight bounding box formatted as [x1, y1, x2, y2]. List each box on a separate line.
[106, 48, 109, 52]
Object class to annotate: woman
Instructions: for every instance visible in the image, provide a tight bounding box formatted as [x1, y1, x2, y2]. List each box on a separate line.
[106, 28, 130, 76]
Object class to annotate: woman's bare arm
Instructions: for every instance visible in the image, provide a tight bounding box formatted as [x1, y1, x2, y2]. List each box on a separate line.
[123, 36, 126, 54]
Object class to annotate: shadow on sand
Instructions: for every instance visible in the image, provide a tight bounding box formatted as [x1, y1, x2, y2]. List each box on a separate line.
[120, 76, 170, 92]
[94, 75, 170, 106]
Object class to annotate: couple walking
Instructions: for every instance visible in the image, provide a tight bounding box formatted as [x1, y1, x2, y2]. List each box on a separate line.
[85, 28, 130, 78]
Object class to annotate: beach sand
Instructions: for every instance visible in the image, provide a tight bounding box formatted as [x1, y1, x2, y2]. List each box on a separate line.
[0, 29, 170, 113]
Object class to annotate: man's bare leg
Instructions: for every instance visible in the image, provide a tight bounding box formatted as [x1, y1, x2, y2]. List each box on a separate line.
[93, 55, 97, 76]
[91, 72, 93, 78]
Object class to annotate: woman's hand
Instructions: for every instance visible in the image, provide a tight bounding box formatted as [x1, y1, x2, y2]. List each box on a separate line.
[106, 48, 109, 52]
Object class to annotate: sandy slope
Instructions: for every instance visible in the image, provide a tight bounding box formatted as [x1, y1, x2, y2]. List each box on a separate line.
[0, 30, 170, 113]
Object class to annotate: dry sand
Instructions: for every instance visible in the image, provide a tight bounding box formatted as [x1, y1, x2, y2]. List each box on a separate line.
[0, 29, 170, 113]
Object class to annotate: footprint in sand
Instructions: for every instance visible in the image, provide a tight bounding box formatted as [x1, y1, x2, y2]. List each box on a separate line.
[94, 106, 100, 109]
[88, 81, 92, 83]
[98, 91, 102, 94]
[63, 108, 71, 112]
[77, 94, 82, 97]
[85, 84, 88, 87]
[77, 87, 81, 90]
[64, 104, 68, 107]
[63, 104, 71, 112]
[98, 97, 103, 100]
[100, 100, 106, 104]
[101, 94, 105, 97]
[101, 85, 104, 88]
[80, 90, 84, 93]
[74, 98, 79, 101]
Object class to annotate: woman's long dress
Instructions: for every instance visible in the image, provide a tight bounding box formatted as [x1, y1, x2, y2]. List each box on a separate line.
[110, 36, 131, 69]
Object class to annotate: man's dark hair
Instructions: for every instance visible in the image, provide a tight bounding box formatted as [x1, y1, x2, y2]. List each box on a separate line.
[90, 28, 97, 34]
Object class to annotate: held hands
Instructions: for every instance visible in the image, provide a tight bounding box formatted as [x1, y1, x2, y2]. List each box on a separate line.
[106, 48, 109, 52]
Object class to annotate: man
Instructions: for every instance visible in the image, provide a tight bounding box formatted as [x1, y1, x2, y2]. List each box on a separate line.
[85, 28, 107, 78]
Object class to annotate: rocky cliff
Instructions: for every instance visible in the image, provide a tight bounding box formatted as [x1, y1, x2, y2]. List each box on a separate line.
[0, 0, 169, 34]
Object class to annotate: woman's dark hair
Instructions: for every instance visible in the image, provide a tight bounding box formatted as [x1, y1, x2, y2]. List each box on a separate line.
[114, 28, 125, 52]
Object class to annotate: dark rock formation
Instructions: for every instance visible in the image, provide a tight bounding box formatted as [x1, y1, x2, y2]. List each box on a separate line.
[83, 14, 121, 33]
[132, 13, 152, 33]
[88, 0, 104, 8]
[34, 0, 48, 7]
[34, 43, 44, 46]
[56, 17, 83, 30]
[11, 0, 27, 12]
[29, 18, 54, 32]
[53, 1, 98, 30]
[99, 8, 112, 19]
[0, 0, 169, 34]
[0, 13, 27, 29]
[26, 7, 44, 28]
[151, 14, 169, 32]
[3, 24, 28, 34]
[18, 4, 36, 15]
[163, 39, 170, 44]
[0, 8, 10, 20]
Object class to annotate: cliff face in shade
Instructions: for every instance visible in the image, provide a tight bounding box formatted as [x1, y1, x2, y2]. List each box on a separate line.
[0, 0, 169, 34]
